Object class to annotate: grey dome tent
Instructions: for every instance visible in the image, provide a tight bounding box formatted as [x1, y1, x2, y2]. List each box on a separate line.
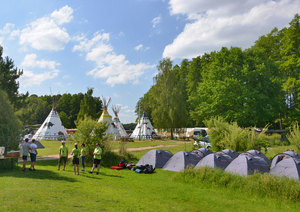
[270, 157, 300, 180]
[136, 149, 173, 168]
[271, 151, 300, 169]
[247, 150, 271, 165]
[195, 152, 233, 170]
[225, 154, 270, 176]
[192, 148, 213, 158]
[162, 151, 201, 172]
[222, 149, 239, 159]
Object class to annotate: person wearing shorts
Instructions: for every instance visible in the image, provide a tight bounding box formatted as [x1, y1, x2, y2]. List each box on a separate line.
[89, 143, 102, 175]
[19, 138, 31, 172]
[80, 143, 87, 172]
[71, 143, 80, 175]
[58, 141, 68, 171]
[29, 139, 38, 171]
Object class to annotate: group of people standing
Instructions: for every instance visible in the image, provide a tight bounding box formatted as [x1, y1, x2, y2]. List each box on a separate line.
[58, 141, 103, 175]
[19, 138, 38, 171]
[19, 139, 103, 175]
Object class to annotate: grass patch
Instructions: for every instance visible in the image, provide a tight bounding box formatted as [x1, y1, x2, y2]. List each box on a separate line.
[0, 160, 299, 211]
[173, 167, 300, 202]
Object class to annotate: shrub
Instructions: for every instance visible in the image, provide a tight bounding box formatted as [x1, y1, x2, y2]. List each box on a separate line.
[73, 117, 108, 161]
[288, 122, 300, 152]
[0, 90, 21, 152]
[247, 127, 270, 153]
[173, 167, 300, 202]
[204, 117, 270, 152]
[101, 151, 137, 167]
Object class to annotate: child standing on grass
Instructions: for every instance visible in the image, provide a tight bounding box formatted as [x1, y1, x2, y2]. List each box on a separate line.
[89, 143, 102, 175]
[29, 139, 38, 171]
[19, 138, 31, 172]
[71, 143, 80, 175]
[58, 141, 68, 171]
[80, 143, 87, 172]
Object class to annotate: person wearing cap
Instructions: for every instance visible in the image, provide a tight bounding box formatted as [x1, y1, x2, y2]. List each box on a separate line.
[71, 143, 80, 175]
[89, 143, 102, 175]
[58, 141, 68, 171]
[19, 138, 31, 172]
[29, 139, 38, 171]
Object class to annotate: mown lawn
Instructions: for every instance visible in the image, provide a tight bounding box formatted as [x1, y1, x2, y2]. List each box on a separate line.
[37, 139, 191, 156]
[1, 160, 299, 211]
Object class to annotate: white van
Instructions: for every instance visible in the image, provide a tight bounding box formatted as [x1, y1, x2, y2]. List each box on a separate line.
[193, 128, 211, 148]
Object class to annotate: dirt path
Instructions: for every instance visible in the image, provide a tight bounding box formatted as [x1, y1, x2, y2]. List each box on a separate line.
[19, 143, 182, 162]
[111, 144, 179, 152]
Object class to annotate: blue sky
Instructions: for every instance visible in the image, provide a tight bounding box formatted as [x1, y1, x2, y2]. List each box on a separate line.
[0, 0, 299, 123]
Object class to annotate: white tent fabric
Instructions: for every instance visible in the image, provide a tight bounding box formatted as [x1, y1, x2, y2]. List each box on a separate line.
[33, 108, 68, 140]
[112, 106, 128, 138]
[130, 113, 156, 139]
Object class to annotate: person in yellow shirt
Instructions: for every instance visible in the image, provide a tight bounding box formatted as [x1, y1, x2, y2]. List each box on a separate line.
[89, 143, 102, 175]
[80, 143, 87, 172]
[71, 143, 80, 175]
[58, 141, 68, 171]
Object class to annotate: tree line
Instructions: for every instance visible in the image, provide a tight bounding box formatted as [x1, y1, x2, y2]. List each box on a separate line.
[136, 14, 300, 137]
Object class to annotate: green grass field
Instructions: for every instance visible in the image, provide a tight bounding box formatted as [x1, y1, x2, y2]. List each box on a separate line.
[1, 160, 299, 211]
[1, 140, 300, 211]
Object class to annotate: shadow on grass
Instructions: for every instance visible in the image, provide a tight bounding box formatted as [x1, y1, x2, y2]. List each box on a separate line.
[0, 168, 77, 182]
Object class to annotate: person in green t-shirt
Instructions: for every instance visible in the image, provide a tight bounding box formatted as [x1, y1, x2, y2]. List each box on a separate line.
[80, 143, 87, 172]
[71, 143, 80, 175]
[58, 141, 68, 171]
[89, 143, 102, 175]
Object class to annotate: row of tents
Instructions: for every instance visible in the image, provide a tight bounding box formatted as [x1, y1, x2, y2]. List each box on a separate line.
[136, 149, 300, 180]
[32, 97, 157, 141]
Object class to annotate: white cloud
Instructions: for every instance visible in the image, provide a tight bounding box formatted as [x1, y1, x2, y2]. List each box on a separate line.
[152, 16, 161, 28]
[0, 23, 15, 34]
[73, 32, 154, 86]
[19, 54, 60, 86]
[164, 0, 300, 59]
[21, 54, 60, 69]
[19, 5, 73, 51]
[50, 5, 73, 25]
[134, 44, 150, 52]
[134, 44, 143, 51]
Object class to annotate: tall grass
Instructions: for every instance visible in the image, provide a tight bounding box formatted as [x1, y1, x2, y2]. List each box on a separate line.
[204, 117, 270, 152]
[173, 167, 300, 202]
[288, 122, 300, 152]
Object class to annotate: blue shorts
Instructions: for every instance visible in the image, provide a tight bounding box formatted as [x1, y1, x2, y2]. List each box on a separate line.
[30, 153, 36, 162]
[22, 155, 28, 160]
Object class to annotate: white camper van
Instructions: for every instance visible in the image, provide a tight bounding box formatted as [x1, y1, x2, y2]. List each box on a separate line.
[193, 128, 211, 148]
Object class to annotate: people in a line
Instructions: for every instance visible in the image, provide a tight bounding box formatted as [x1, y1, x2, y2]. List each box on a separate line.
[19, 138, 31, 172]
[29, 139, 38, 171]
[58, 141, 68, 171]
[80, 143, 87, 172]
[89, 143, 102, 175]
[71, 143, 80, 175]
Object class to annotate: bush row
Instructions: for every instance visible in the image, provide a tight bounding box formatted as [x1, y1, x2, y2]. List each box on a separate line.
[173, 167, 300, 202]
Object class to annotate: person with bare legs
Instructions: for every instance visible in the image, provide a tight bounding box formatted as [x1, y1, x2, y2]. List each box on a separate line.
[58, 141, 68, 171]
[71, 143, 80, 175]
[19, 138, 30, 172]
[29, 139, 38, 171]
[89, 143, 102, 175]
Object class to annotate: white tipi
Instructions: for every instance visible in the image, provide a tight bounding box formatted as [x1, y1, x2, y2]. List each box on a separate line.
[130, 112, 156, 139]
[33, 107, 68, 140]
[112, 105, 128, 138]
[98, 97, 120, 139]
